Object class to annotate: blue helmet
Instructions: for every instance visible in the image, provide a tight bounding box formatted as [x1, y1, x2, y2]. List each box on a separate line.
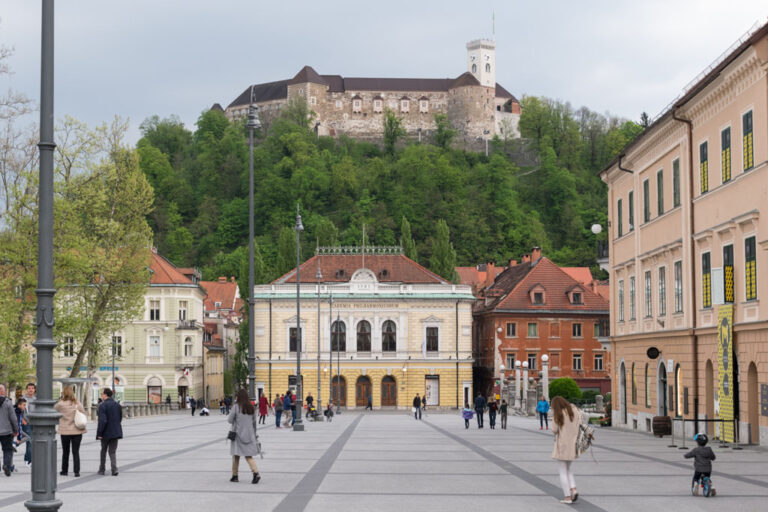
[693, 432, 708, 446]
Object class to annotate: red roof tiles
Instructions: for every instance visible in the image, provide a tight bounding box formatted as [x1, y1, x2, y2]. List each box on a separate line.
[149, 252, 194, 285]
[274, 253, 448, 284]
[200, 278, 239, 312]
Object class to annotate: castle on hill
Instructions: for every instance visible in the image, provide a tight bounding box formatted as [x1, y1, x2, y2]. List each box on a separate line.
[216, 40, 521, 147]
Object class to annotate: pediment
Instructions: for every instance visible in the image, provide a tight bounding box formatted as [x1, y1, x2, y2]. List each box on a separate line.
[420, 315, 444, 324]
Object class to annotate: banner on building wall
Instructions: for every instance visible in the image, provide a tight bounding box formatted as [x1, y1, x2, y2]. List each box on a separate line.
[717, 305, 734, 442]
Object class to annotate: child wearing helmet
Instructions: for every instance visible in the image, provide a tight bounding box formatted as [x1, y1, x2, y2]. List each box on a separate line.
[684, 433, 717, 496]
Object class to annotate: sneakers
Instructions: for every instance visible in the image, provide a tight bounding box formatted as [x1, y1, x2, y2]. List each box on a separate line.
[230, 475, 238, 482]
[252, 473, 260, 484]
[560, 497, 573, 504]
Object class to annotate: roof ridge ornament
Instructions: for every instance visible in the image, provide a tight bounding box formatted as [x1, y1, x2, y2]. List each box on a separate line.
[315, 245, 403, 255]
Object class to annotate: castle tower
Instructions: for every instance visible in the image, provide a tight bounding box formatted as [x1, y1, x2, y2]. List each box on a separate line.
[466, 39, 496, 88]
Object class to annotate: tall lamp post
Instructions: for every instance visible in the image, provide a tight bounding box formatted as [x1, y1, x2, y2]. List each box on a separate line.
[335, 311, 341, 415]
[28, 1, 62, 510]
[246, 89, 261, 400]
[316, 267, 322, 413]
[328, 290, 333, 409]
[499, 364, 505, 403]
[293, 205, 305, 431]
[514, 360, 522, 410]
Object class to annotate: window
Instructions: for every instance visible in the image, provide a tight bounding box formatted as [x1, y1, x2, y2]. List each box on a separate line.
[356, 321, 371, 352]
[629, 276, 636, 320]
[674, 261, 683, 313]
[721, 127, 731, 182]
[672, 159, 680, 207]
[331, 321, 346, 351]
[657, 169, 664, 215]
[179, 300, 187, 321]
[419, 100, 429, 113]
[628, 190, 634, 231]
[643, 179, 650, 222]
[699, 141, 709, 194]
[112, 335, 122, 357]
[658, 267, 667, 316]
[723, 244, 734, 303]
[505, 353, 516, 369]
[373, 99, 382, 113]
[572, 292, 582, 304]
[527, 353, 537, 370]
[617, 198, 623, 237]
[382, 320, 396, 352]
[400, 99, 409, 113]
[352, 99, 362, 112]
[644, 270, 652, 317]
[533, 292, 544, 305]
[631, 363, 637, 405]
[573, 353, 583, 371]
[645, 363, 651, 408]
[63, 336, 74, 357]
[549, 322, 560, 338]
[745, 236, 757, 300]
[289, 327, 302, 352]
[594, 353, 604, 371]
[184, 336, 193, 357]
[743, 110, 754, 170]
[149, 336, 161, 357]
[309, 96, 317, 106]
[527, 322, 538, 337]
[472, 63, 477, 73]
[149, 299, 160, 321]
[505, 322, 516, 337]
[426, 327, 439, 352]
[618, 280, 625, 322]
[702, 252, 712, 308]
[485, 63, 491, 73]
[572, 323, 582, 337]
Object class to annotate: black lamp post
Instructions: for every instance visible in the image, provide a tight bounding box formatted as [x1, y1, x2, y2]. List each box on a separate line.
[328, 290, 333, 410]
[316, 267, 322, 413]
[246, 88, 260, 400]
[336, 310, 341, 415]
[293, 204, 305, 431]
[27, 1, 62, 510]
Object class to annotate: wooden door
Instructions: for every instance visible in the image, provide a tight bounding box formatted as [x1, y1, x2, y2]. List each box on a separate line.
[331, 377, 346, 407]
[381, 376, 397, 406]
[356, 376, 371, 407]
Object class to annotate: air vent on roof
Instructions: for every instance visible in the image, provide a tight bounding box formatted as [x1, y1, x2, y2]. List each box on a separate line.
[335, 269, 346, 279]
[378, 269, 389, 279]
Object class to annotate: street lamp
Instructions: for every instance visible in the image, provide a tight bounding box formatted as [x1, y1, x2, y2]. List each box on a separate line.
[499, 364, 505, 402]
[514, 360, 522, 409]
[335, 310, 341, 415]
[541, 354, 550, 401]
[246, 88, 261, 401]
[294, 204, 305, 431]
[328, 290, 333, 412]
[316, 267, 322, 414]
[591, 223, 603, 235]
[28, 2, 62, 510]
[522, 361, 530, 414]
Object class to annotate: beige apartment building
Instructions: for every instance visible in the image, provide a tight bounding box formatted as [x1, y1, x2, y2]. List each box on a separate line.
[600, 22, 768, 446]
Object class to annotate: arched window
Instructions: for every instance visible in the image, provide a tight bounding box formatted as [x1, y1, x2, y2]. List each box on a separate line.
[382, 321, 396, 352]
[631, 363, 637, 405]
[184, 337, 193, 357]
[645, 363, 651, 408]
[357, 320, 371, 352]
[675, 364, 683, 417]
[485, 63, 491, 73]
[331, 321, 346, 352]
[471, 63, 477, 73]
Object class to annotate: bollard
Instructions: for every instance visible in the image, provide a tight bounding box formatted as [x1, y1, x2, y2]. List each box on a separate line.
[678, 419, 688, 449]
[732, 419, 743, 450]
[667, 418, 677, 448]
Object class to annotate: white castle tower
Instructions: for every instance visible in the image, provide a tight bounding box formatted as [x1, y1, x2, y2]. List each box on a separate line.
[466, 39, 496, 88]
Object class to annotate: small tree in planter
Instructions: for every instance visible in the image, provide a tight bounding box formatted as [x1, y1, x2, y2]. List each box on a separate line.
[548, 377, 582, 402]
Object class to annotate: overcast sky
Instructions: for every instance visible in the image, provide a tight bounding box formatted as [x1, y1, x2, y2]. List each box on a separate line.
[1, 1, 766, 144]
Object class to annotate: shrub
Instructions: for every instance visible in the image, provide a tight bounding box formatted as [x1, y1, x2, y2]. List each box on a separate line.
[581, 390, 599, 403]
[548, 377, 582, 402]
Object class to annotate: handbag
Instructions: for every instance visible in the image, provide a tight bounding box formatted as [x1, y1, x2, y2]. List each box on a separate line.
[227, 411, 237, 441]
[74, 410, 88, 430]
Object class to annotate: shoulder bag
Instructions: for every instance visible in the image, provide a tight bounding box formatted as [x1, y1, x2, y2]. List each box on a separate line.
[227, 410, 237, 441]
[74, 408, 88, 430]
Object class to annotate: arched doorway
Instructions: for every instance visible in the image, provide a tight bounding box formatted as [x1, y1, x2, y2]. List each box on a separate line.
[619, 361, 627, 424]
[381, 376, 397, 407]
[748, 362, 759, 444]
[705, 360, 714, 435]
[356, 376, 372, 407]
[147, 376, 163, 404]
[331, 376, 346, 407]
[657, 362, 668, 416]
[178, 376, 190, 408]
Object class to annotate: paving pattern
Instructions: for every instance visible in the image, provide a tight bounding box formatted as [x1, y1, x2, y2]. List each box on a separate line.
[1, 409, 766, 511]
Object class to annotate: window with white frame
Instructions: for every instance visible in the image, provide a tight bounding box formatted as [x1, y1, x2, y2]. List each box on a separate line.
[572, 323, 582, 337]
[505, 322, 516, 337]
[310, 96, 317, 106]
[352, 99, 362, 113]
[149, 299, 160, 321]
[659, 267, 667, 316]
[419, 100, 428, 113]
[382, 320, 396, 352]
[179, 300, 187, 321]
[594, 353, 604, 371]
[629, 276, 636, 320]
[505, 353, 516, 369]
[335, 100, 342, 110]
[184, 336, 193, 357]
[63, 336, 75, 357]
[149, 335, 161, 358]
[373, 99, 383, 113]
[618, 280, 625, 322]
[112, 335, 122, 357]
[426, 327, 439, 352]
[527, 322, 538, 337]
[674, 261, 683, 312]
[644, 270, 652, 317]
[400, 99, 409, 113]
[572, 353, 583, 371]
[527, 353, 537, 370]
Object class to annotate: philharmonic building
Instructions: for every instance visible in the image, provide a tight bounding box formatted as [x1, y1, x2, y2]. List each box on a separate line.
[600, 22, 768, 445]
[251, 247, 475, 409]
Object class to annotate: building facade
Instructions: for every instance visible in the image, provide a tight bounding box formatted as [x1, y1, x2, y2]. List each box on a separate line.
[201, 275, 243, 398]
[600, 22, 768, 445]
[221, 40, 521, 147]
[473, 249, 610, 396]
[252, 248, 475, 409]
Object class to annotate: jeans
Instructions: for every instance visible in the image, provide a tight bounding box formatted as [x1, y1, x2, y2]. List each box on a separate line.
[501, 413, 507, 429]
[464, 419, 470, 428]
[0, 434, 14, 470]
[489, 410, 497, 428]
[191, 406, 196, 416]
[99, 438, 119, 473]
[22, 424, 32, 463]
[475, 410, 484, 427]
[539, 412, 549, 428]
[275, 410, 283, 427]
[414, 406, 422, 420]
[61, 434, 82, 474]
[558, 460, 576, 497]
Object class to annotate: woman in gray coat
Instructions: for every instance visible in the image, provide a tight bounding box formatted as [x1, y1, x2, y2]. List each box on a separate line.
[227, 389, 261, 484]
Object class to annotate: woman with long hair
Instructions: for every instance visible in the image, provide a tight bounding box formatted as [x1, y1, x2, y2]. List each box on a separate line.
[54, 386, 86, 477]
[550, 396, 583, 504]
[227, 388, 261, 484]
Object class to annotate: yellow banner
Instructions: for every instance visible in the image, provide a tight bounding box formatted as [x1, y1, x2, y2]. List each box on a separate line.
[717, 305, 734, 442]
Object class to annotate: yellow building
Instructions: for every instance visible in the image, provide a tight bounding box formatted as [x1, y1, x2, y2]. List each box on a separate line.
[252, 247, 475, 409]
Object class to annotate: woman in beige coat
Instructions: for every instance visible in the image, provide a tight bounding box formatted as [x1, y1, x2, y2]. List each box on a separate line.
[54, 386, 86, 477]
[551, 396, 582, 504]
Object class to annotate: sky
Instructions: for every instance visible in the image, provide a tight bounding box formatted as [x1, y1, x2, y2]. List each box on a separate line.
[1, 1, 766, 144]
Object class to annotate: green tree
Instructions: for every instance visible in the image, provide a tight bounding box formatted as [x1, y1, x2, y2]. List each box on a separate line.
[399, 216, 418, 262]
[276, 226, 296, 276]
[433, 114, 456, 149]
[429, 219, 459, 282]
[382, 109, 405, 155]
[548, 377, 583, 401]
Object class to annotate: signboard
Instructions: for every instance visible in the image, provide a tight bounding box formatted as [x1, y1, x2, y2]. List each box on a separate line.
[646, 347, 660, 359]
[717, 305, 734, 442]
[761, 384, 768, 417]
[711, 268, 724, 305]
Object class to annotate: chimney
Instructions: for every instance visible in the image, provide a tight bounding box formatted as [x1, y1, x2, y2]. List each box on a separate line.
[218, 276, 227, 283]
[531, 246, 542, 261]
[522, 254, 531, 263]
[508, 259, 517, 267]
[151, 246, 158, 254]
[231, 276, 236, 283]
[484, 262, 496, 289]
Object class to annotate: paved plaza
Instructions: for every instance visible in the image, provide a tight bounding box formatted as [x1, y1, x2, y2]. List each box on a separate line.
[1, 410, 767, 511]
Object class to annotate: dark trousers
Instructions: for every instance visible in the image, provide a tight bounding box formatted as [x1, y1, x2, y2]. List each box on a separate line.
[0, 434, 14, 469]
[191, 406, 196, 416]
[22, 424, 32, 463]
[501, 413, 507, 429]
[259, 414, 266, 424]
[291, 408, 296, 425]
[414, 406, 422, 419]
[539, 412, 548, 428]
[489, 410, 497, 428]
[464, 419, 470, 428]
[692, 471, 711, 485]
[61, 434, 82, 474]
[475, 410, 484, 427]
[99, 438, 118, 473]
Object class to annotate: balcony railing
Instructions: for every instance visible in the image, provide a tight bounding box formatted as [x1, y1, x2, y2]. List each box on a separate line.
[176, 319, 200, 330]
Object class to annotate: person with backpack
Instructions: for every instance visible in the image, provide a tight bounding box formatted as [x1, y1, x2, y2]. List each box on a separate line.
[537, 397, 550, 430]
[551, 396, 583, 505]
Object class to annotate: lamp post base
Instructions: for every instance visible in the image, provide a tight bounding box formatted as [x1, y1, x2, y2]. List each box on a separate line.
[292, 423, 305, 431]
[24, 499, 62, 512]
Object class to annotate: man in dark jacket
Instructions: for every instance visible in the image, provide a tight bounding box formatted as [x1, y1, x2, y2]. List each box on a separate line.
[412, 394, 422, 420]
[0, 385, 19, 477]
[473, 393, 487, 428]
[97, 388, 123, 476]
[190, 396, 197, 416]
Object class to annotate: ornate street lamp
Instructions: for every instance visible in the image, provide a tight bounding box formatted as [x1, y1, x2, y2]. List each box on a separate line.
[316, 267, 322, 414]
[246, 88, 261, 400]
[328, 290, 333, 411]
[335, 310, 341, 415]
[294, 204, 305, 431]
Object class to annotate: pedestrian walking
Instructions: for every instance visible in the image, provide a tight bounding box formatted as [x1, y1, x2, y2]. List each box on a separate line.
[219, 399, 226, 415]
[366, 394, 373, 411]
[225, 396, 232, 415]
[283, 392, 293, 427]
[258, 393, 269, 425]
[305, 392, 314, 418]
[551, 396, 583, 504]
[412, 394, 422, 420]
[190, 396, 197, 416]
[21, 383, 36, 465]
[500, 399, 508, 429]
[488, 399, 498, 429]
[54, 386, 87, 477]
[273, 394, 283, 429]
[462, 403, 474, 429]
[537, 397, 550, 430]
[421, 395, 427, 413]
[165, 394, 171, 406]
[290, 391, 297, 425]
[0, 384, 19, 477]
[228, 389, 261, 484]
[96, 388, 123, 476]
[324, 403, 334, 422]
[473, 392, 486, 428]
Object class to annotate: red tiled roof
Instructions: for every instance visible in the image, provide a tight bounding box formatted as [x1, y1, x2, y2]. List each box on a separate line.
[561, 267, 593, 286]
[200, 279, 239, 312]
[457, 265, 505, 292]
[273, 253, 449, 284]
[150, 252, 194, 285]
